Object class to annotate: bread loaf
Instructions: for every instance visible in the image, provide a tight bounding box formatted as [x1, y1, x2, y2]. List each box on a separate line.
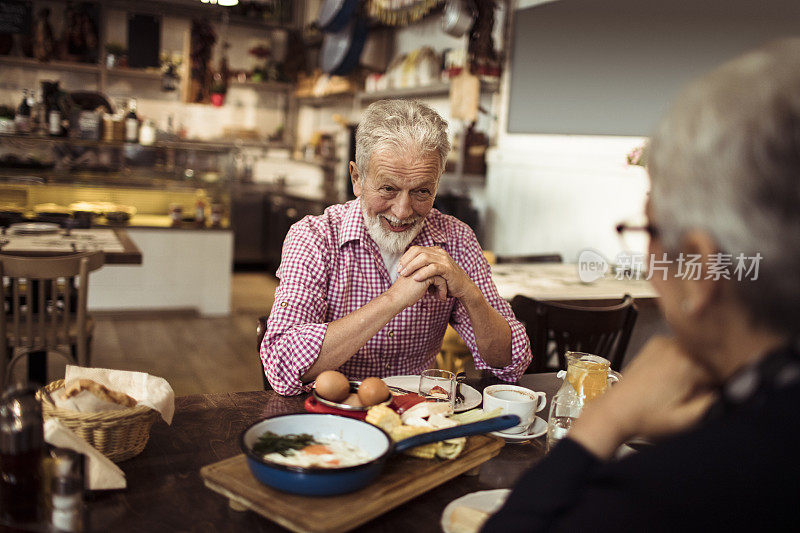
[64, 378, 137, 408]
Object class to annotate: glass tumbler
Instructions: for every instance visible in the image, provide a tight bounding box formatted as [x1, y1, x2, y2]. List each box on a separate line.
[418, 369, 456, 412]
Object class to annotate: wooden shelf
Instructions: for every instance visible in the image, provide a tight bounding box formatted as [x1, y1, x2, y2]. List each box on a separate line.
[356, 79, 500, 105]
[0, 133, 289, 152]
[294, 92, 356, 107]
[229, 80, 292, 92]
[0, 56, 100, 74]
[356, 82, 450, 103]
[101, 0, 296, 31]
[104, 67, 163, 80]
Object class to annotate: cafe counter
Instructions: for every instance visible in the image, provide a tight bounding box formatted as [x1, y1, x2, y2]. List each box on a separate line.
[88, 226, 233, 317]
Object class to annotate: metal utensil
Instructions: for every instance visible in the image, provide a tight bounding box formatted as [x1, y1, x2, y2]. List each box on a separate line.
[455, 371, 466, 404]
[387, 385, 417, 395]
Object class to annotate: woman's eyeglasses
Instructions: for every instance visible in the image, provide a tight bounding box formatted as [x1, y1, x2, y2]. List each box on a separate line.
[615, 222, 660, 239]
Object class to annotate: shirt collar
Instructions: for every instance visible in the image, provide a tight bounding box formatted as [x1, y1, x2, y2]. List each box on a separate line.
[338, 199, 367, 248]
[410, 209, 448, 248]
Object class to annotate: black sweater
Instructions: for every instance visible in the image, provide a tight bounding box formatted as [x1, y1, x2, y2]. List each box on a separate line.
[483, 343, 800, 532]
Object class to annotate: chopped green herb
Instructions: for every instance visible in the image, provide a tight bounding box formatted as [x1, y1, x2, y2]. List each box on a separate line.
[252, 431, 319, 456]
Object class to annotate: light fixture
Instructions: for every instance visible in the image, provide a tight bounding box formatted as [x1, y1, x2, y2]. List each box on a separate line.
[200, 0, 239, 5]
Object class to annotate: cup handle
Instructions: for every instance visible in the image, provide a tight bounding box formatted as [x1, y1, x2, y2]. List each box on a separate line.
[607, 370, 622, 386]
[536, 392, 547, 412]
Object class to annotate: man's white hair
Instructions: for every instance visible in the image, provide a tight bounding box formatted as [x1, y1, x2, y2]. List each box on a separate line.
[355, 99, 450, 181]
[648, 38, 800, 335]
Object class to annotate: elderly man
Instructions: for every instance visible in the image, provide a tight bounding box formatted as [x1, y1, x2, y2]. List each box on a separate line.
[262, 100, 531, 395]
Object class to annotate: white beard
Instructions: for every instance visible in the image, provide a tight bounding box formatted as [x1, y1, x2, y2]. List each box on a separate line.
[361, 198, 424, 254]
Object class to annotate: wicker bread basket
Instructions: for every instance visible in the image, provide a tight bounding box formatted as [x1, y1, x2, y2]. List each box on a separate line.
[37, 379, 160, 462]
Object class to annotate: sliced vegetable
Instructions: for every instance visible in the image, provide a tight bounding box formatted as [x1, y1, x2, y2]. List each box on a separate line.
[252, 431, 319, 456]
[449, 407, 503, 425]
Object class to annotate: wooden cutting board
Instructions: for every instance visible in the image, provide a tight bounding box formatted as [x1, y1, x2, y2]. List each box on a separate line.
[200, 435, 504, 533]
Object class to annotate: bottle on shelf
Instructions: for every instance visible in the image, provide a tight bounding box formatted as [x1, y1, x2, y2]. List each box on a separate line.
[42, 80, 64, 137]
[124, 98, 139, 143]
[194, 190, 207, 228]
[14, 89, 32, 134]
[139, 119, 156, 146]
[31, 87, 46, 135]
[47, 107, 64, 137]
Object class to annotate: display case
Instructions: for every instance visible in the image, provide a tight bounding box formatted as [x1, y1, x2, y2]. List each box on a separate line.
[0, 133, 236, 229]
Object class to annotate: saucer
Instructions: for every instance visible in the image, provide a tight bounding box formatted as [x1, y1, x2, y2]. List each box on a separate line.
[441, 489, 511, 533]
[489, 416, 547, 441]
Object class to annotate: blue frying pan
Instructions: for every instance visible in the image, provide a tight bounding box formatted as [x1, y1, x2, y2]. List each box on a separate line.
[241, 413, 519, 496]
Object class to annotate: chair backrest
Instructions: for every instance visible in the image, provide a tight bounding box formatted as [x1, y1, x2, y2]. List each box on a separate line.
[0, 252, 104, 386]
[495, 253, 563, 264]
[511, 294, 638, 373]
[256, 315, 272, 391]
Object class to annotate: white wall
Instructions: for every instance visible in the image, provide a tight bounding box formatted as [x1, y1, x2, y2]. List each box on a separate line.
[485, 0, 800, 262]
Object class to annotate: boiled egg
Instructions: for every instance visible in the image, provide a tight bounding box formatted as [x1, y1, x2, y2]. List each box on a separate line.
[314, 370, 350, 402]
[357, 377, 391, 406]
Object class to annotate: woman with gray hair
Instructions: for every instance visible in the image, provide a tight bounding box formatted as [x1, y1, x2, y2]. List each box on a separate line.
[484, 39, 800, 532]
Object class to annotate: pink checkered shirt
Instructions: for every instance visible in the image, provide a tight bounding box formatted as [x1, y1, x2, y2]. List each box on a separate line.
[261, 199, 532, 395]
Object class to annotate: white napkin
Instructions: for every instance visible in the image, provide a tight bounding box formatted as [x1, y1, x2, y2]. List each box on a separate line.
[64, 366, 175, 424]
[44, 419, 126, 490]
[52, 388, 132, 413]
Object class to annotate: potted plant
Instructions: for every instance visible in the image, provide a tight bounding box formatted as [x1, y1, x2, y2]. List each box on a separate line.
[105, 42, 127, 68]
[0, 105, 15, 134]
[210, 73, 227, 107]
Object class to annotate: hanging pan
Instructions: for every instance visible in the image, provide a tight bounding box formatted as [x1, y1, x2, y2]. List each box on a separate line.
[317, 0, 359, 33]
[320, 17, 368, 76]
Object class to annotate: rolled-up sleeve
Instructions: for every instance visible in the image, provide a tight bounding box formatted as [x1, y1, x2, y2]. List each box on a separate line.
[260, 223, 330, 395]
[450, 232, 532, 381]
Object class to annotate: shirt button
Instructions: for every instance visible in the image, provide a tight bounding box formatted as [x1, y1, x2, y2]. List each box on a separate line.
[387, 330, 394, 338]
[280, 302, 287, 308]
[385, 362, 391, 370]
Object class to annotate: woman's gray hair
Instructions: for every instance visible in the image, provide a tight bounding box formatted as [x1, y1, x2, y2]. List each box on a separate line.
[355, 99, 450, 180]
[648, 38, 800, 335]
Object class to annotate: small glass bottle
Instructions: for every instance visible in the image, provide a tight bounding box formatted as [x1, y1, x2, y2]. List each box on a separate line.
[139, 118, 156, 146]
[546, 378, 583, 451]
[14, 89, 31, 134]
[49, 448, 85, 533]
[48, 106, 62, 137]
[169, 203, 183, 227]
[125, 98, 139, 143]
[194, 192, 207, 228]
[210, 203, 224, 228]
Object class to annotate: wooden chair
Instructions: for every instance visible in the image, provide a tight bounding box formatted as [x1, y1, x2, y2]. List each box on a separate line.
[257, 315, 272, 391]
[511, 294, 638, 373]
[1, 251, 104, 387]
[495, 253, 563, 264]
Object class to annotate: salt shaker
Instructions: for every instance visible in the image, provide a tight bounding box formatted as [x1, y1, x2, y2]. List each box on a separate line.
[0, 384, 45, 526]
[49, 448, 85, 533]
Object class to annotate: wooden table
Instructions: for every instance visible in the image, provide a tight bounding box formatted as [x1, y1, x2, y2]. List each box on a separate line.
[83, 373, 561, 532]
[0, 228, 142, 265]
[491, 262, 658, 303]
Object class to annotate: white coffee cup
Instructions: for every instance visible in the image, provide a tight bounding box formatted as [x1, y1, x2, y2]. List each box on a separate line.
[482, 385, 547, 434]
